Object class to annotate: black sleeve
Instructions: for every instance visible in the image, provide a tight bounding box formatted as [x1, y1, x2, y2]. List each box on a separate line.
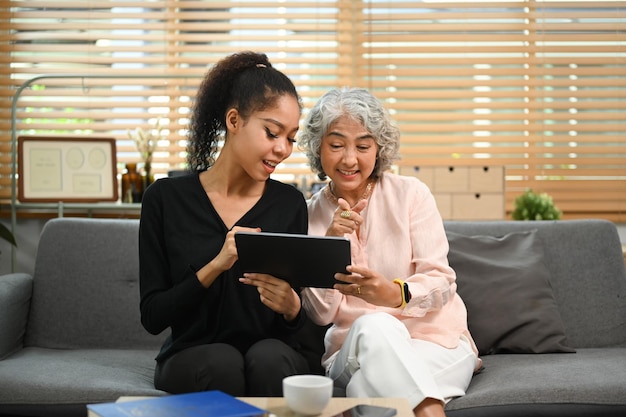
[138, 179, 208, 335]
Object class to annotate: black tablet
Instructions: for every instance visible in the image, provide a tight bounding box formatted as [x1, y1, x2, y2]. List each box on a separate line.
[234, 231, 351, 288]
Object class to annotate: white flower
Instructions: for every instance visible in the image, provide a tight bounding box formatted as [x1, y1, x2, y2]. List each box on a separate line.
[127, 118, 165, 164]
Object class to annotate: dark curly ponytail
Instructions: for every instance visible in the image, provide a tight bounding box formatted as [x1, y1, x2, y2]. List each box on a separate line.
[186, 51, 301, 171]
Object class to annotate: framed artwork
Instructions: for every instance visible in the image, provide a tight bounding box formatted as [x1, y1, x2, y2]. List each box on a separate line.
[18, 136, 119, 203]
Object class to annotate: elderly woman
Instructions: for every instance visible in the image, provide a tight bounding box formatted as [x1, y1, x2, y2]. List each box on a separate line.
[298, 87, 481, 417]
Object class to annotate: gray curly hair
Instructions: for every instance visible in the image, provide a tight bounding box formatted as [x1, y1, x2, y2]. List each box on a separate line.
[298, 87, 401, 180]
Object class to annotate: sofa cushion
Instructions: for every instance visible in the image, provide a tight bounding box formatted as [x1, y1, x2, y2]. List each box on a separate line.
[25, 218, 163, 350]
[445, 219, 626, 350]
[447, 229, 574, 355]
[0, 273, 32, 359]
[445, 348, 626, 414]
[0, 347, 165, 406]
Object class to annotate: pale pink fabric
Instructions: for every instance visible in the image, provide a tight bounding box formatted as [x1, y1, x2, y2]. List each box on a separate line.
[302, 172, 481, 370]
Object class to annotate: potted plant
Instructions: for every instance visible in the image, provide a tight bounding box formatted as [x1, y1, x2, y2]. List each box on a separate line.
[512, 189, 562, 221]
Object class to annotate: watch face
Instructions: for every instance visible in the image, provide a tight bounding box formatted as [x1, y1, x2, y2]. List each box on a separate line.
[403, 282, 412, 302]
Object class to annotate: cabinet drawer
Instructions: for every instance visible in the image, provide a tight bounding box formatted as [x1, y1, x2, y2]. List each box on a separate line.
[469, 166, 504, 192]
[451, 193, 504, 220]
[433, 166, 469, 192]
[399, 166, 435, 190]
[432, 193, 452, 219]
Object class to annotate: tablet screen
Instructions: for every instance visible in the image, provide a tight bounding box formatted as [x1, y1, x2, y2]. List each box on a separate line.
[234, 231, 351, 288]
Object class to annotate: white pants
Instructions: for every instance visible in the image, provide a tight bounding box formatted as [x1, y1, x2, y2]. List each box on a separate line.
[326, 312, 477, 409]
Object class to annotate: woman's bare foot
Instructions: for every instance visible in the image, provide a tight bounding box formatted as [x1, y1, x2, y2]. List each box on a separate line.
[414, 397, 446, 417]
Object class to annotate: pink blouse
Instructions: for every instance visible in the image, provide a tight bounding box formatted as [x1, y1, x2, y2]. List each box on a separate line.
[302, 172, 480, 369]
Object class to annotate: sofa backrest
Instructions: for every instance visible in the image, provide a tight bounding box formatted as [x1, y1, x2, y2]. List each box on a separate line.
[444, 219, 626, 348]
[23, 217, 625, 351]
[25, 218, 165, 350]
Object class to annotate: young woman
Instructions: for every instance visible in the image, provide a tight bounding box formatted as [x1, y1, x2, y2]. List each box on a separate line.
[298, 87, 482, 417]
[139, 51, 312, 396]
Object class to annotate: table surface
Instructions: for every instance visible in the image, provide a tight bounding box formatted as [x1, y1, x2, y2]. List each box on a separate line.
[113, 395, 413, 417]
[240, 397, 414, 417]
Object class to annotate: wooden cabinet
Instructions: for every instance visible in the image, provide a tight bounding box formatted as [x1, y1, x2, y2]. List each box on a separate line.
[399, 165, 505, 220]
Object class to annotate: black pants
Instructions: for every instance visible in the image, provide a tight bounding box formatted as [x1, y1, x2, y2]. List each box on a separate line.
[154, 339, 310, 396]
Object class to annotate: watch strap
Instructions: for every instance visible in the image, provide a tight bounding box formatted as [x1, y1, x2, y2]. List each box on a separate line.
[393, 278, 411, 308]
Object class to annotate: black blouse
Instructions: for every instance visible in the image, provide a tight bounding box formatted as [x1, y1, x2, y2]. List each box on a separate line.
[138, 172, 308, 362]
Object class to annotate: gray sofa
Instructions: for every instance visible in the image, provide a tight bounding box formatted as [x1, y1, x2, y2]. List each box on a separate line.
[443, 219, 626, 417]
[0, 217, 624, 417]
[0, 218, 167, 417]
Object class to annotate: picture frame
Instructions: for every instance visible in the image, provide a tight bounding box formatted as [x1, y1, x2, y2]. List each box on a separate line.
[18, 136, 119, 203]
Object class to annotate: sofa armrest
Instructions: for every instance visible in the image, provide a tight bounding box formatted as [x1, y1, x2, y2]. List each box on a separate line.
[0, 273, 33, 360]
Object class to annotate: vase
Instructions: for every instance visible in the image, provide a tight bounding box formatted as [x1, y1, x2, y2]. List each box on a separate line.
[143, 160, 154, 190]
[121, 162, 143, 203]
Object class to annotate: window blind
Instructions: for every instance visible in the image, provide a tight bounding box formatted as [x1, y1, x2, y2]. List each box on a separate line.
[2, 0, 625, 220]
[357, 0, 626, 220]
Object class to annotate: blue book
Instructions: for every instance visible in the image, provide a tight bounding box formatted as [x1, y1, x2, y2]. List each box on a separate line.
[87, 391, 267, 417]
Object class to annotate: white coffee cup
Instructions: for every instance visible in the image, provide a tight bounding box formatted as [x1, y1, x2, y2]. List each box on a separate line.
[282, 374, 333, 415]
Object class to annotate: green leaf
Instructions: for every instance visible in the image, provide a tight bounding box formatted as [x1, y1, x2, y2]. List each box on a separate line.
[0, 223, 17, 246]
[512, 189, 562, 221]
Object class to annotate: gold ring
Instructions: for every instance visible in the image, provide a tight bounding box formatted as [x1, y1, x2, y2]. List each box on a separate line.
[357, 286, 361, 295]
[340, 210, 352, 219]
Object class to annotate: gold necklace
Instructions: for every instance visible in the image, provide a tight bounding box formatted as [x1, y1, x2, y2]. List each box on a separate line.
[324, 180, 374, 207]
